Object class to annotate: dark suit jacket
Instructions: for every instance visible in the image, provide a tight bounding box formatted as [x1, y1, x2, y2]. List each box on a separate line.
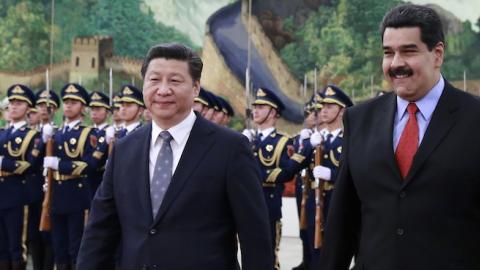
[320, 82, 480, 270]
[76, 115, 273, 270]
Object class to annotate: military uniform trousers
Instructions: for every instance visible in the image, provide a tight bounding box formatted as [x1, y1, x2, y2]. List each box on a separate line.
[50, 177, 90, 265]
[294, 174, 311, 268]
[0, 175, 28, 263]
[26, 173, 54, 270]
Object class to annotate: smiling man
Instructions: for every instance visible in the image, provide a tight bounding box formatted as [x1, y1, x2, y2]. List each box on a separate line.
[319, 4, 480, 270]
[76, 43, 273, 270]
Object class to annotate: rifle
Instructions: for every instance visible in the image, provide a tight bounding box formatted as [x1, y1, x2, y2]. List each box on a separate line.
[299, 169, 309, 230]
[39, 137, 54, 231]
[314, 145, 325, 249]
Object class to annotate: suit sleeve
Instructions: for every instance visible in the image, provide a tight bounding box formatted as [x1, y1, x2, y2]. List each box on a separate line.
[76, 143, 120, 270]
[226, 135, 274, 270]
[320, 109, 361, 270]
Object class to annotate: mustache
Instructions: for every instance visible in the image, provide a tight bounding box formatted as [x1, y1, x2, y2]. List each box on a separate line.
[388, 67, 413, 77]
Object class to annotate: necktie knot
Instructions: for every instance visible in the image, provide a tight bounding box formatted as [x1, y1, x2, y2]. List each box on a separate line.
[407, 103, 418, 115]
[159, 131, 173, 142]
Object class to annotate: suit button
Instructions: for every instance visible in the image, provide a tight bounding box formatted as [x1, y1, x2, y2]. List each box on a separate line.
[149, 229, 156, 235]
[270, 194, 274, 198]
[399, 191, 406, 199]
[396, 228, 405, 236]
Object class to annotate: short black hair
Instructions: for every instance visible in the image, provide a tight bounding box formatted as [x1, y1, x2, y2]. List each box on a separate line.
[140, 43, 203, 82]
[380, 4, 444, 50]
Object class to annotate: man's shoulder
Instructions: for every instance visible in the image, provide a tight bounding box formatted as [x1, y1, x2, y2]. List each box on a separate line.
[347, 91, 394, 118]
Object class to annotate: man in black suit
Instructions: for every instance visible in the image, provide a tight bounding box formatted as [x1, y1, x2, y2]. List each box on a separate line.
[320, 4, 480, 270]
[76, 43, 273, 270]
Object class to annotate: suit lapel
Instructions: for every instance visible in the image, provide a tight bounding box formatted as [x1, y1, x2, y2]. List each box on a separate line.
[376, 92, 403, 181]
[132, 123, 154, 223]
[402, 83, 459, 186]
[151, 116, 216, 227]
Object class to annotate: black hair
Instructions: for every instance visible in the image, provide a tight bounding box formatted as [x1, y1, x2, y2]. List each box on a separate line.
[140, 43, 203, 82]
[380, 4, 444, 50]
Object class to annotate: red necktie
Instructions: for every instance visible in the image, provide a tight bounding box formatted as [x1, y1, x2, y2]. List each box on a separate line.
[395, 103, 419, 179]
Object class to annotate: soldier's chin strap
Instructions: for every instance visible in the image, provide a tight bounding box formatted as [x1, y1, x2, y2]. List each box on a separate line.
[256, 107, 274, 127]
[325, 106, 343, 125]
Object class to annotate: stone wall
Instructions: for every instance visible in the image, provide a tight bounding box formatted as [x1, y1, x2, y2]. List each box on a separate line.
[0, 61, 70, 91]
[105, 56, 143, 79]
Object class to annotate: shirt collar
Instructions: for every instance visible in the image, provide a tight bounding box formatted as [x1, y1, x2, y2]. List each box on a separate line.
[258, 127, 275, 139]
[125, 122, 141, 133]
[396, 76, 444, 121]
[65, 119, 81, 130]
[328, 128, 342, 138]
[151, 110, 197, 145]
[95, 123, 108, 130]
[11, 120, 27, 132]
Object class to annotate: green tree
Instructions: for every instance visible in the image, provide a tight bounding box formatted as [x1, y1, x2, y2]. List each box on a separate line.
[0, 2, 50, 70]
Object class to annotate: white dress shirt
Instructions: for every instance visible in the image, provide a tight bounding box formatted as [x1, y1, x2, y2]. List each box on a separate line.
[393, 76, 444, 151]
[63, 119, 81, 132]
[11, 120, 27, 132]
[95, 122, 108, 130]
[149, 111, 196, 181]
[125, 122, 141, 134]
[257, 127, 275, 141]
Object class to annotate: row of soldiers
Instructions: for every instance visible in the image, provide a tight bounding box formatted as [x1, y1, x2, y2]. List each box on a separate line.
[242, 85, 353, 270]
[0, 78, 347, 270]
[0, 81, 236, 270]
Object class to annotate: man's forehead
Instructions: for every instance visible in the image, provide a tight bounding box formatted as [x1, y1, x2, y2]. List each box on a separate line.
[383, 27, 422, 46]
[147, 58, 189, 72]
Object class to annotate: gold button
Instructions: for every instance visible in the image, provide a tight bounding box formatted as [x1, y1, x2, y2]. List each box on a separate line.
[266, 170, 271, 174]
[324, 154, 328, 159]
[78, 183, 83, 188]
[0, 178, 4, 182]
[22, 180, 26, 184]
[58, 181, 62, 185]
[58, 146, 62, 150]
[270, 194, 274, 198]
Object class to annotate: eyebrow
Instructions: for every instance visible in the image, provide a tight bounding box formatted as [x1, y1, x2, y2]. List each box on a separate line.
[383, 44, 419, 50]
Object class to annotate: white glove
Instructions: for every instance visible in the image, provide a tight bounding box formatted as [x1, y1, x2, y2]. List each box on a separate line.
[105, 126, 115, 144]
[43, 156, 59, 170]
[310, 131, 323, 148]
[42, 123, 54, 143]
[313, 165, 331, 181]
[299, 129, 312, 141]
[241, 129, 254, 142]
[43, 178, 48, 192]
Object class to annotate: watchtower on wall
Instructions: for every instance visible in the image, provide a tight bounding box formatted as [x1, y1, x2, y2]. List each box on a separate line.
[69, 35, 113, 83]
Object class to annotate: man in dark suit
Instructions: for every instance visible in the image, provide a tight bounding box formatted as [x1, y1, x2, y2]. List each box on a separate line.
[76, 43, 273, 270]
[320, 4, 480, 270]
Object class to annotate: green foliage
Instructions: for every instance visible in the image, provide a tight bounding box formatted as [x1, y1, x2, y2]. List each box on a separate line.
[0, 2, 51, 70]
[0, 0, 197, 71]
[280, 0, 480, 101]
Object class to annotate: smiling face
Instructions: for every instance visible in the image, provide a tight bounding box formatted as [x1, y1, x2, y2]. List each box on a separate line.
[142, 58, 199, 129]
[382, 27, 444, 101]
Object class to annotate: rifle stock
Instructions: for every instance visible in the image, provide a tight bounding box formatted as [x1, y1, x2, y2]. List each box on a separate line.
[299, 169, 309, 230]
[39, 138, 54, 231]
[314, 145, 324, 249]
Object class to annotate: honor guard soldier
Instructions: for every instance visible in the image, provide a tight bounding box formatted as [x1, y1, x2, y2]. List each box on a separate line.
[216, 96, 234, 126]
[111, 94, 124, 133]
[88, 91, 114, 199]
[193, 87, 214, 119]
[210, 93, 225, 125]
[289, 96, 323, 270]
[42, 83, 102, 270]
[35, 89, 60, 134]
[0, 84, 43, 270]
[117, 85, 144, 139]
[301, 84, 353, 269]
[243, 87, 293, 270]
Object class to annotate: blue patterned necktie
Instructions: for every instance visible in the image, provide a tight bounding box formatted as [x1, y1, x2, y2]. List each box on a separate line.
[150, 131, 174, 218]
